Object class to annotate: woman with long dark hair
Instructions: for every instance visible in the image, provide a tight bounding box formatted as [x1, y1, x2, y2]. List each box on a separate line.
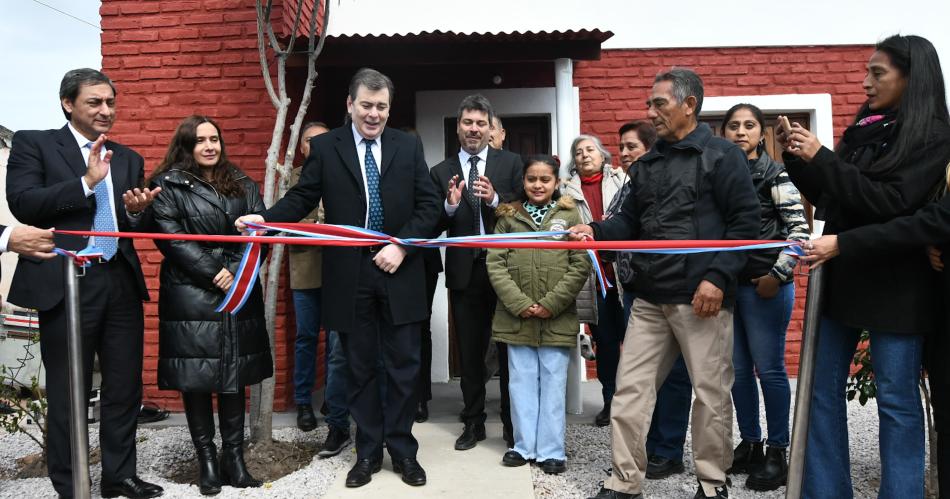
[720, 103, 809, 490]
[777, 34, 950, 497]
[148, 115, 272, 495]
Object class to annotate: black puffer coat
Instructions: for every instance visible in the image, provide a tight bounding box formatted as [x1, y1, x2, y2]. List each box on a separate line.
[150, 167, 273, 393]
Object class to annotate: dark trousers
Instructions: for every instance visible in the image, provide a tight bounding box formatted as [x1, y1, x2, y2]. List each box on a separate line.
[590, 288, 625, 404]
[339, 252, 421, 461]
[450, 257, 510, 426]
[38, 258, 144, 497]
[419, 269, 439, 403]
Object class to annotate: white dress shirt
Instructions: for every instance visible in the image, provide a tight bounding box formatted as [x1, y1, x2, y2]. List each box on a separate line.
[70, 123, 120, 251]
[352, 124, 382, 229]
[0, 226, 12, 252]
[444, 146, 499, 235]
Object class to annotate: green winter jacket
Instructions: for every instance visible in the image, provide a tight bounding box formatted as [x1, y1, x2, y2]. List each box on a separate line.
[488, 196, 592, 348]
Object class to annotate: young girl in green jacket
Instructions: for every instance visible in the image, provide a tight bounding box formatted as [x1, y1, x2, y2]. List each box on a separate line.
[487, 155, 592, 474]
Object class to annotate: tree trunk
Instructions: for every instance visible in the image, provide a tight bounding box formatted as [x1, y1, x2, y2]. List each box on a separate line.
[248, 0, 329, 446]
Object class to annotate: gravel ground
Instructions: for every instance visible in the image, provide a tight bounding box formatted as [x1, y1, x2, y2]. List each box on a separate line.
[0, 424, 349, 499]
[534, 397, 919, 499]
[0, 397, 928, 498]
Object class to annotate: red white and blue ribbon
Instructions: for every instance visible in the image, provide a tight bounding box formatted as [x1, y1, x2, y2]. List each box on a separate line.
[215, 231, 264, 314]
[54, 225, 804, 313]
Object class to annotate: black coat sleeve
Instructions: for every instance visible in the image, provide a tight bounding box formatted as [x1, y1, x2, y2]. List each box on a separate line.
[838, 194, 950, 256]
[497, 153, 524, 204]
[591, 168, 640, 242]
[264, 144, 324, 223]
[6, 131, 92, 226]
[704, 146, 761, 291]
[788, 136, 950, 222]
[394, 137, 440, 256]
[429, 163, 452, 235]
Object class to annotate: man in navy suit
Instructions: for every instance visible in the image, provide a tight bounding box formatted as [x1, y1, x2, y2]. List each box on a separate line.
[429, 94, 522, 451]
[237, 68, 439, 488]
[6, 68, 162, 499]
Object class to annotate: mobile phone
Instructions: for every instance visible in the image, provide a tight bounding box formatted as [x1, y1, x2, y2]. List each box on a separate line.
[779, 115, 792, 136]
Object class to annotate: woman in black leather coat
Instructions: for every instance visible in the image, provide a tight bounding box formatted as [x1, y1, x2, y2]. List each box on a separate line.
[148, 115, 272, 495]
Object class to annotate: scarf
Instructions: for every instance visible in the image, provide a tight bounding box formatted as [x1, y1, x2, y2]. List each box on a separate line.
[838, 109, 898, 173]
[523, 200, 557, 226]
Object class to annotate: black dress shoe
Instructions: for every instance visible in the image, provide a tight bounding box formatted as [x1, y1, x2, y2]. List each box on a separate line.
[454, 422, 486, 450]
[594, 404, 611, 427]
[587, 486, 642, 499]
[727, 439, 764, 474]
[645, 454, 685, 479]
[502, 450, 527, 467]
[297, 404, 318, 432]
[414, 402, 429, 423]
[694, 482, 728, 498]
[540, 458, 567, 474]
[345, 458, 381, 488]
[101, 476, 164, 498]
[318, 426, 351, 458]
[392, 457, 426, 486]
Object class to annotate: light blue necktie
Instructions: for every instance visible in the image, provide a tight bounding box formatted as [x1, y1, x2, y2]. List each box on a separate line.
[86, 142, 118, 260]
[362, 139, 384, 232]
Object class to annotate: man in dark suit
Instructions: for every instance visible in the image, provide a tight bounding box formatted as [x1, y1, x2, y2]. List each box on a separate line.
[5, 68, 162, 499]
[429, 94, 522, 450]
[236, 68, 439, 488]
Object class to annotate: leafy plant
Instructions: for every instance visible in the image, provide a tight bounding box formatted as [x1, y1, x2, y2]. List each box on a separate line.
[846, 330, 876, 405]
[0, 365, 47, 456]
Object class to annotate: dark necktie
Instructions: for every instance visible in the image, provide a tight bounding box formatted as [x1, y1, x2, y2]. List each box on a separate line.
[467, 155, 481, 233]
[86, 142, 118, 260]
[362, 139, 384, 232]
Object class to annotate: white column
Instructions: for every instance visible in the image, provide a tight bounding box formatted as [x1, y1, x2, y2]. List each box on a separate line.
[554, 58, 575, 178]
[555, 57, 585, 415]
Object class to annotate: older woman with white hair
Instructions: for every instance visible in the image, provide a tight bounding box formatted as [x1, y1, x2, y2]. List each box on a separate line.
[561, 133, 627, 426]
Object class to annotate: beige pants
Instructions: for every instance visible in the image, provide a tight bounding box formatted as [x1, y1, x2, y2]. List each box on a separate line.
[605, 299, 734, 497]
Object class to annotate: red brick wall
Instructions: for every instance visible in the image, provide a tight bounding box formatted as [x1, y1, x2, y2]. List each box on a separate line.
[578, 46, 873, 379]
[100, 0, 301, 411]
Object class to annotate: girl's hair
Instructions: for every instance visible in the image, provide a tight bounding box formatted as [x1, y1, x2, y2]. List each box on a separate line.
[148, 115, 245, 196]
[520, 154, 561, 201]
[721, 103, 766, 155]
[567, 134, 612, 175]
[854, 35, 950, 173]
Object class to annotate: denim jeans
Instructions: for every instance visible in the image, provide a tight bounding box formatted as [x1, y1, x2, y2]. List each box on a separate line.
[802, 316, 925, 499]
[732, 283, 794, 447]
[591, 289, 625, 404]
[324, 330, 351, 431]
[507, 344, 569, 461]
[645, 355, 691, 462]
[293, 288, 322, 405]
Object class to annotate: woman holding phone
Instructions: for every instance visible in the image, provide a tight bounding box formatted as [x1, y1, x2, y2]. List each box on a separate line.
[777, 34, 950, 497]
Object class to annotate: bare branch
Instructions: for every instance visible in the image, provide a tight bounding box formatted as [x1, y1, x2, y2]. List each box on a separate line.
[255, 0, 280, 107]
[284, 0, 306, 56]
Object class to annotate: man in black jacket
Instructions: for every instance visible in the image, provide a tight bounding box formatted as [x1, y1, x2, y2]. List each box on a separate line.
[6, 68, 162, 498]
[430, 94, 522, 450]
[573, 68, 759, 499]
[236, 68, 439, 488]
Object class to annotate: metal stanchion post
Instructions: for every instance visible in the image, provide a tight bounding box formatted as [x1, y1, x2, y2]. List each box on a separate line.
[63, 258, 91, 499]
[785, 264, 825, 499]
